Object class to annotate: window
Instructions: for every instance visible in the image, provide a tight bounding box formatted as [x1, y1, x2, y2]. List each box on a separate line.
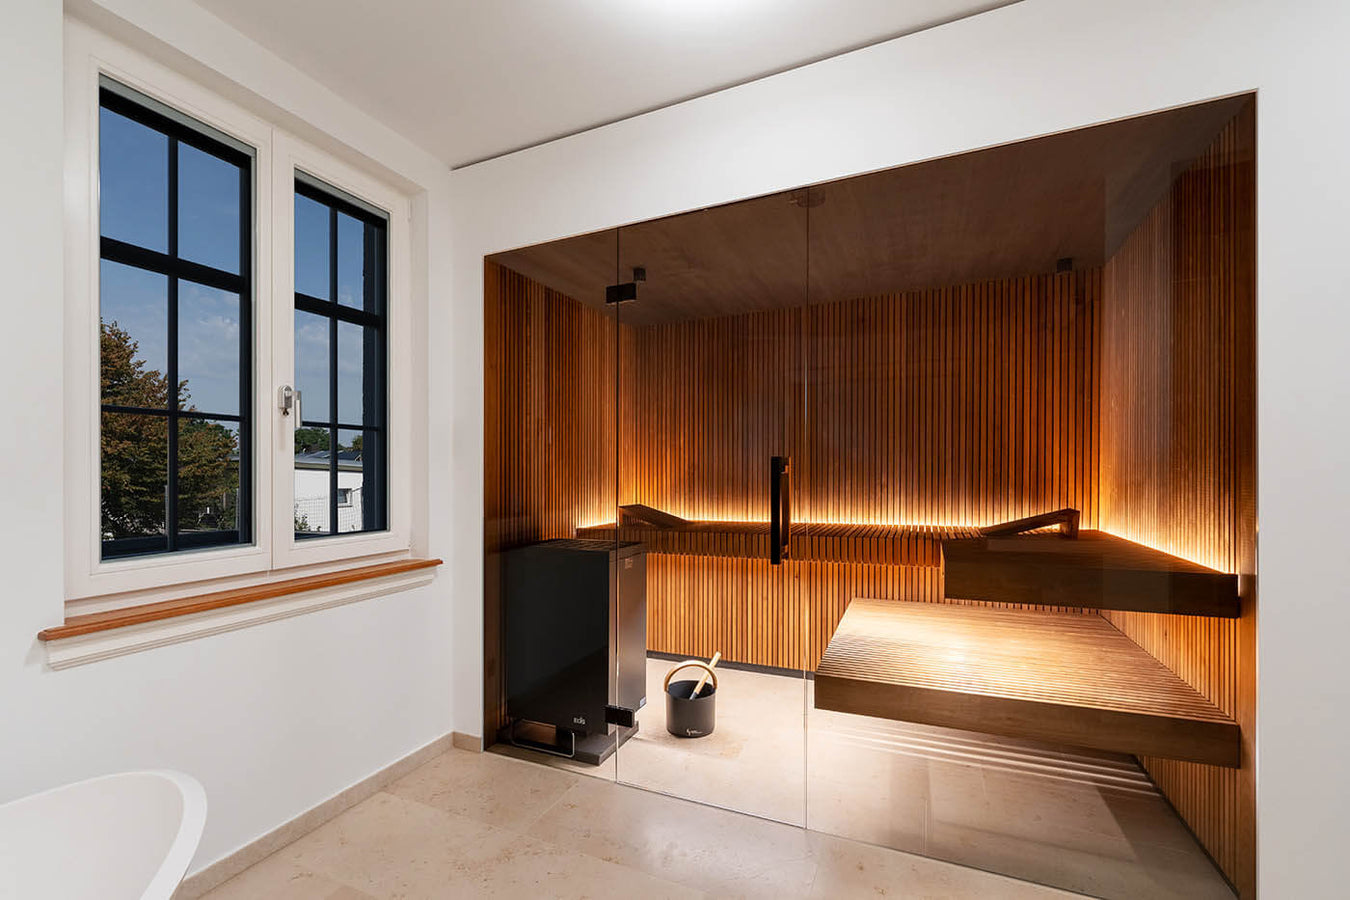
[66, 24, 416, 605]
[98, 83, 252, 560]
[291, 178, 388, 539]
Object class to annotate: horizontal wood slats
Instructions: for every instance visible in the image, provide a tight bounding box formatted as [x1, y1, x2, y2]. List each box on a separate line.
[815, 600, 1240, 767]
[1098, 103, 1256, 895]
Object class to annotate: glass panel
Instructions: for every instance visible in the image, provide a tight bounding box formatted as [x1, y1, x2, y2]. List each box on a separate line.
[294, 309, 330, 422]
[336, 428, 365, 533]
[293, 427, 332, 536]
[176, 418, 241, 545]
[100, 261, 168, 407]
[613, 190, 809, 823]
[100, 411, 168, 558]
[336, 212, 364, 308]
[483, 228, 620, 771]
[178, 281, 240, 416]
[798, 97, 1258, 900]
[178, 142, 241, 273]
[99, 106, 168, 252]
[336, 320, 365, 425]
[295, 193, 331, 300]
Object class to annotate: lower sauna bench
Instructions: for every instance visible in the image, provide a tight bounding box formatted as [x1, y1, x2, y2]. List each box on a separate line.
[814, 599, 1240, 767]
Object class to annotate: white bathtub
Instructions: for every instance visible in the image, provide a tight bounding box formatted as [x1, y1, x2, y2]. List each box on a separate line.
[0, 770, 206, 900]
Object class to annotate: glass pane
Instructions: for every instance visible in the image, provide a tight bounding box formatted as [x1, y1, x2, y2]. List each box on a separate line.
[613, 191, 809, 824]
[178, 281, 240, 416]
[295, 193, 331, 300]
[100, 261, 169, 408]
[176, 418, 241, 544]
[295, 310, 330, 422]
[337, 212, 364, 308]
[293, 427, 332, 536]
[99, 106, 168, 252]
[100, 411, 168, 558]
[337, 320, 365, 425]
[336, 428, 366, 532]
[178, 142, 242, 273]
[483, 228, 620, 767]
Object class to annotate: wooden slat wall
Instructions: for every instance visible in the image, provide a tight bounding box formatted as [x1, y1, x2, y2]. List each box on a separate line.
[1098, 103, 1256, 896]
[618, 271, 1101, 529]
[483, 261, 617, 738]
[798, 271, 1101, 529]
[621, 271, 1101, 669]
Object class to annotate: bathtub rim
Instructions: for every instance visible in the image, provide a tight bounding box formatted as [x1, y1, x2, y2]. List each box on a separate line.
[0, 768, 207, 900]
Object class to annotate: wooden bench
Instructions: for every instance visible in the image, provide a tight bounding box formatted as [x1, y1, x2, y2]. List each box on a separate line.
[576, 516, 978, 567]
[814, 599, 1240, 767]
[941, 529, 1240, 617]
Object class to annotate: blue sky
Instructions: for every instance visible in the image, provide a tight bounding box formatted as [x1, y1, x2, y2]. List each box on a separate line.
[100, 105, 365, 421]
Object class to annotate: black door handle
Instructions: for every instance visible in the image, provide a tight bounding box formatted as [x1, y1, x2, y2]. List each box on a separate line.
[770, 456, 791, 565]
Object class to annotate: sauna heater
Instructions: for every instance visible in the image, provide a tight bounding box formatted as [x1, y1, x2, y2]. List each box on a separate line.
[503, 539, 647, 764]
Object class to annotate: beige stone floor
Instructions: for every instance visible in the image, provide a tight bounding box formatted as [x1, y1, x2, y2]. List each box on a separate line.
[202, 745, 1078, 899]
[492, 659, 1235, 900]
[202, 660, 1234, 899]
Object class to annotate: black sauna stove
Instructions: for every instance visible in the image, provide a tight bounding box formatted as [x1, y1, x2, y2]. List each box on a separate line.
[502, 539, 647, 764]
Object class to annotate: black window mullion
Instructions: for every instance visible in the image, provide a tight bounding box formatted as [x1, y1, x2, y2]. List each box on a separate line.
[101, 238, 244, 295]
[166, 136, 180, 552]
[329, 206, 339, 534]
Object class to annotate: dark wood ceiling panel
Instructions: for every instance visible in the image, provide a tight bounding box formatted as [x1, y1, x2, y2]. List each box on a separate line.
[489, 96, 1247, 325]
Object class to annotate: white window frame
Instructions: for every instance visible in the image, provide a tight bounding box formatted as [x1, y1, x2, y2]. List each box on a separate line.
[63, 20, 414, 606]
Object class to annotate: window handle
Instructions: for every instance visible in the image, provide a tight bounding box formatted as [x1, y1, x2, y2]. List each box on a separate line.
[278, 385, 295, 416]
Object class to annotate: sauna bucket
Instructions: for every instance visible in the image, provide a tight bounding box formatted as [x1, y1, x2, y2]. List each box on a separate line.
[664, 660, 718, 738]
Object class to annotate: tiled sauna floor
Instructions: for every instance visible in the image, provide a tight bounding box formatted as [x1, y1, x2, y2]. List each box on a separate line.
[204, 660, 1233, 899]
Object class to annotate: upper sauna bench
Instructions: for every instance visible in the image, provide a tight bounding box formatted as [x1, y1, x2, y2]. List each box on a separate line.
[580, 505, 1240, 618]
[576, 505, 976, 567]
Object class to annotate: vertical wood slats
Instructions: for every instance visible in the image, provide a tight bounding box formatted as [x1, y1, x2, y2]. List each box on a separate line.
[482, 261, 617, 738]
[1098, 104, 1256, 897]
[618, 271, 1101, 529]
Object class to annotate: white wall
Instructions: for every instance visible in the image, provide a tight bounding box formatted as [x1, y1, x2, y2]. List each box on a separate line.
[447, 0, 1350, 895]
[0, 0, 456, 876]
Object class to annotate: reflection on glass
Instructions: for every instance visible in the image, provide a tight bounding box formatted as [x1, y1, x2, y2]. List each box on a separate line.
[179, 281, 240, 415]
[337, 320, 365, 424]
[295, 309, 330, 421]
[100, 411, 168, 556]
[337, 212, 364, 308]
[176, 418, 240, 539]
[99, 106, 168, 252]
[100, 261, 168, 403]
[295, 193, 331, 299]
[178, 143, 242, 273]
[294, 426, 332, 536]
[336, 428, 366, 533]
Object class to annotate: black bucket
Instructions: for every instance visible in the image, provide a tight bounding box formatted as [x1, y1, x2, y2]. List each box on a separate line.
[665, 660, 717, 738]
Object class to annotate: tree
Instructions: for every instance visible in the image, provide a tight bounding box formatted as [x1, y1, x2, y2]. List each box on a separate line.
[100, 319, 239, 540]
[294, 426, 328, 454]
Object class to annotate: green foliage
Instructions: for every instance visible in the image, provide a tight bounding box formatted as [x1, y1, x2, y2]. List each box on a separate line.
[100, 319, 239, 540]
[294, 426, 328, 454]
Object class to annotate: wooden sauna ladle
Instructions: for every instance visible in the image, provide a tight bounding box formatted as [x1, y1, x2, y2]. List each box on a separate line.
[690, 651, 721, 699]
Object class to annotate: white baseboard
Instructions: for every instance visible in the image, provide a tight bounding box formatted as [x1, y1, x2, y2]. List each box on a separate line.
[174, 732, 455, 898]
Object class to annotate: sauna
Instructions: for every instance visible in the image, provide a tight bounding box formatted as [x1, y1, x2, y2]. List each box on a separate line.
[484, 95, 1255, 899]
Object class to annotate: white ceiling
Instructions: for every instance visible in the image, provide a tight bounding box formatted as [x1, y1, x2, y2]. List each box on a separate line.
[193, 0, 1018, 168]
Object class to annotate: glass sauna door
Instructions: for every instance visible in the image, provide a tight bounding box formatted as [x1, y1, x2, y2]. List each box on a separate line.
[611, 191, 810, 824]
[482, 228, 624, 774]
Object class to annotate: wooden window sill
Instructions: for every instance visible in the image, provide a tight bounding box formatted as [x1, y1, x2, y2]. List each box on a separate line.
[38, 558, 442, 669]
